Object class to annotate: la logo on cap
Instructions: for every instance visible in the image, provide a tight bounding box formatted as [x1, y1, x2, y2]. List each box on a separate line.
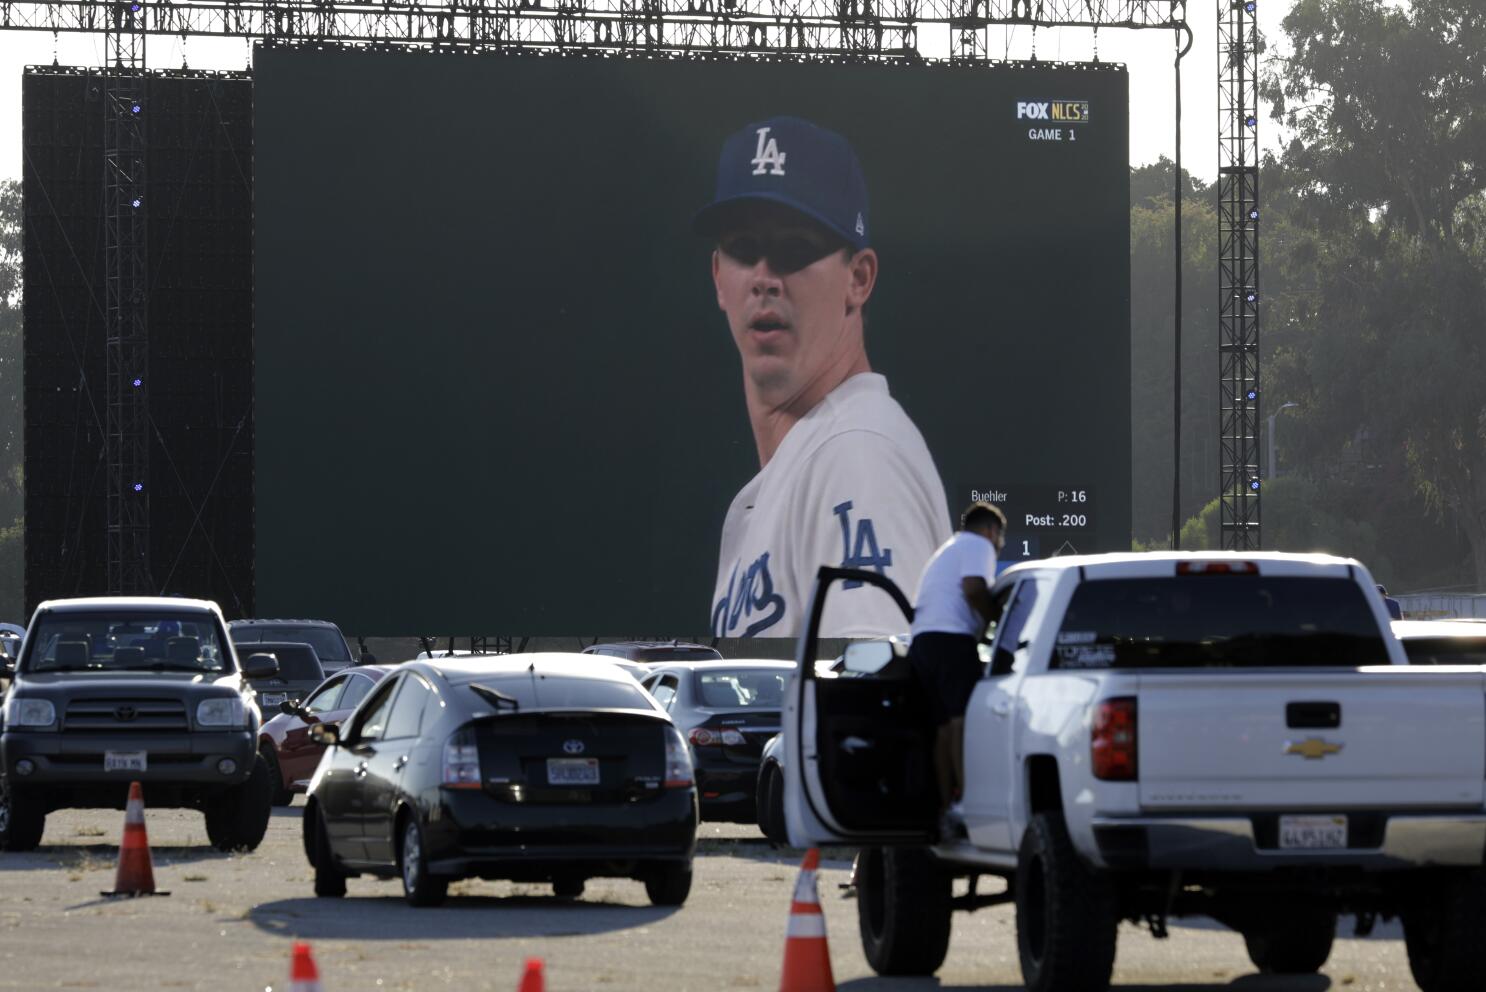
[751, 126, 787, 176]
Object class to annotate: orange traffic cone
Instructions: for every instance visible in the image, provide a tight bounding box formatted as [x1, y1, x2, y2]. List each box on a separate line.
[289, 942, 323, 992]
[779, 848, 835, 992]
[102, 781, 167, 897]
[517, 958, 544, 992]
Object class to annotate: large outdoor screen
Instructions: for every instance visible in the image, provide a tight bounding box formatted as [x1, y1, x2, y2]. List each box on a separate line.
[255, 47, 1131, 636]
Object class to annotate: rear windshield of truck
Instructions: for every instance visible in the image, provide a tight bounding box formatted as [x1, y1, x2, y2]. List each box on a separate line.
[247, 644, 324, 681]
[1399, 637, 1486, 666]
[24, 612, 229, 673]
[1052, 576, 1390, 669]
[231, 625, 351, 662]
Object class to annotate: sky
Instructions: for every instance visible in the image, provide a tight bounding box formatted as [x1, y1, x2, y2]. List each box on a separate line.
[0, 1, 1294, 182]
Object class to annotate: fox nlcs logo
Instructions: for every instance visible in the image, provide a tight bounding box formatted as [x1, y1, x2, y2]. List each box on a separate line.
[1016, 100, 1090, 123]
[751, 127, 787, 176]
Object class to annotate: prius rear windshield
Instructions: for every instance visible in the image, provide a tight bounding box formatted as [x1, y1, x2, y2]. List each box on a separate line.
[1052, 576, 1389, 669]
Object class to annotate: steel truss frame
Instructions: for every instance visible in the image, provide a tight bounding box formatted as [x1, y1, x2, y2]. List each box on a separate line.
[103, 1, 150, 594]
[1216, 0, 1259, 549]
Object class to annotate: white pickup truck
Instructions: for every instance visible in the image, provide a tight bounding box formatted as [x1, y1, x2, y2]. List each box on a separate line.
[784, 552, 1486, 992]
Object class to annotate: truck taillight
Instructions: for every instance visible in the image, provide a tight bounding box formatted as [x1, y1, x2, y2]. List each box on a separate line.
[441, 726, 482, 789]
[1176, 561, 1257, 575]
[665, 728, 694, 788]
[1092, 698, 1138, 781]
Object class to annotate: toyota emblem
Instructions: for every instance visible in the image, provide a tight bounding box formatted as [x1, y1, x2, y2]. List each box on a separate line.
[115, 706, 137, 722]
[562, 739, 585, 755]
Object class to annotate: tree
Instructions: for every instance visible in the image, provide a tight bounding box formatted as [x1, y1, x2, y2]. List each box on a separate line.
[1262, 0, 1486, 588]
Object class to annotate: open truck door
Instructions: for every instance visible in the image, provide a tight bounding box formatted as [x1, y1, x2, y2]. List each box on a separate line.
[784, 566, 938, 847]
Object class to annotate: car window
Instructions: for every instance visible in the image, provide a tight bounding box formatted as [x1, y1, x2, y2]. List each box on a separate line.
[1051, 576, 1390, 669]
[694, 669, 786, 708]
[649, 676, 679, 710]
[989, 581, 1039, 676]
[351, 676, 400, 742]
[339, 673, 375, 711]
[234, 625, 351, 662]
[303, 676, 348, 715]
[254, 645, 324, 681]
[1400, 637, 1486, 665]
[463, 675, 655, 711]
[384, 674, 433, 740]
[25, 612, 228, 673]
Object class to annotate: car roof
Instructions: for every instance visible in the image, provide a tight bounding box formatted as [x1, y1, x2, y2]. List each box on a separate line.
[1002, 550, 1362, 581]
[646, 659, 796, 672]
[419, 653, 642, 685]
[36, 596, 220, 614]
[583, 640, 714, 651]
[229, 618, 342, 628]
[1392, 620, 1486, 639]
[252, 640, 322, 652]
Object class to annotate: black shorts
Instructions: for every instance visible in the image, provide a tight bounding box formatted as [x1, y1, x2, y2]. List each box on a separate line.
[908, 632, 983, 725]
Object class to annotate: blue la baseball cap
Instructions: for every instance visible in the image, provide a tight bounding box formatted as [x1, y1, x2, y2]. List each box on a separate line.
[693, 116, 870, 251]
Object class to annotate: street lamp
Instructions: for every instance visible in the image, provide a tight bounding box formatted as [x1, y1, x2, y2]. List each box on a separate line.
[1267, 402, 1298, 480]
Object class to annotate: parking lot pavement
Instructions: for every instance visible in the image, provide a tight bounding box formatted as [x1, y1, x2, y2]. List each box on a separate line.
[0, 804, 1423, 991]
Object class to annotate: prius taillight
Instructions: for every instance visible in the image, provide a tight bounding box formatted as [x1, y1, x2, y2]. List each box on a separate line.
[1091, 698, 1138, 781]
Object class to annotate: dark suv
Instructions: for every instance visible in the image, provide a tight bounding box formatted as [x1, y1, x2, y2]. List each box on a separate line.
[0, 596, 279, 852]
[229, 618, 367, 674]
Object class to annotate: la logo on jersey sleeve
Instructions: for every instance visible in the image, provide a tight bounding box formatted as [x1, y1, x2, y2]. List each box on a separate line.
[833, 500, 892, 587]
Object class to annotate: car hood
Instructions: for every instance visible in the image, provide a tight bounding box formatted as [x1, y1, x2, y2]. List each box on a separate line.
[15, 670, 243, 692]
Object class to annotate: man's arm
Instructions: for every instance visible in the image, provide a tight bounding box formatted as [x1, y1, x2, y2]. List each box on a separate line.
[961, 576, 999, 636]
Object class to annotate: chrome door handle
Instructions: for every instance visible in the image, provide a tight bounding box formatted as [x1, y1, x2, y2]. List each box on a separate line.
[394, 755, 409, 770]
[991, 699, 1013, 717]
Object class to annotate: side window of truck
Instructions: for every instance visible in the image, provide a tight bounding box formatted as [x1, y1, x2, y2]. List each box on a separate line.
[988, 580, 1040, 677]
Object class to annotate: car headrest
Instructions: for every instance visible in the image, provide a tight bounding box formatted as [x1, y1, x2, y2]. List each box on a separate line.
[112, 646, 145, 666]
[54, 639, 90, 665]
[166, 636, 200, 663]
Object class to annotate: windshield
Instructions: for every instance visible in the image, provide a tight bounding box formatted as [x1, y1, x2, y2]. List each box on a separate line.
[1052, 576, 1390, 669]
[461, 675, 654, 711]
[232, 625, 351, 662]
[693, 668, 788, 708]
[249, 644, 325, 681]
[1400, 637, 1486, 666]
[24, 612, 229, 673]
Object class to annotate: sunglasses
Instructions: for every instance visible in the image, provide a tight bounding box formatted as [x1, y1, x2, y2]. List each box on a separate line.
[718, 232, 847, 275]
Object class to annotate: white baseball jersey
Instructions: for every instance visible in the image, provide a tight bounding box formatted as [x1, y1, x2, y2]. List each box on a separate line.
[710, 373, 951, 639]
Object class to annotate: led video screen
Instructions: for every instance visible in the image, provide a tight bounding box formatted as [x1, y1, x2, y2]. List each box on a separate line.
[255, 47, 1130, 636]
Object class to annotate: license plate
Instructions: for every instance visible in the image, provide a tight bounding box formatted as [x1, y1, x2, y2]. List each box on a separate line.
[260, 693, 287, 708]
[104, 750, 147, 773]
[1279, 814, 1347, 850]
[546, 758, 599, 786]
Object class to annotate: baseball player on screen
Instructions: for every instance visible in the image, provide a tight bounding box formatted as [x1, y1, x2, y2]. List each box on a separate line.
[696, 116, 951, 638]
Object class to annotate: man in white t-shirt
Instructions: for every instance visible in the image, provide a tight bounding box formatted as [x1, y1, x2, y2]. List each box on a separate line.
[908, 502, 1007, 809]
[694, 116, 951, 638]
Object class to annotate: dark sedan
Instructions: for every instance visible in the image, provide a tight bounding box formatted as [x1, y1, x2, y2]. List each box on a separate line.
[639, 660, 790, 822]
[259, 665, 393, 806]
[301, 655, 698, 907]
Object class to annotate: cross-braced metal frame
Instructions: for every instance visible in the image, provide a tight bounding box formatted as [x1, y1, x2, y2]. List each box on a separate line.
[103, 0, 151, 594]
[19, 0, 1189, 594]
[1217, 0, 1260, 549]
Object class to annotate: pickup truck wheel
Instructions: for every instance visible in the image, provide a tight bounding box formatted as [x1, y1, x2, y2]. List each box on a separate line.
[856, 846, 952, 975]
[1243, 907, 1335, 974]
[259, 746, 294, 807]
[306, 807, 346, 898]
[1015, 813, 1118, 992]
[203, 754, 273, 852]
[1403, 872, 1486, 992]
[0, 780, 45, 852]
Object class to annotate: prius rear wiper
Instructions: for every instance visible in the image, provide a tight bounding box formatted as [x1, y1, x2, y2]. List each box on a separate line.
[469, 683, 521, 712]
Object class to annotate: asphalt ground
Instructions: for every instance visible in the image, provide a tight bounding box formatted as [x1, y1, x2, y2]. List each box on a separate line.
[0, 803, 1424, 991]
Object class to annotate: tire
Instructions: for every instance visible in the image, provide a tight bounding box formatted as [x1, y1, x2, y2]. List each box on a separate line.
[203, 753, 274, 852]
[1014, 813, 1118, 992]
[306, 807, 346, 899]
[553, 877, 586, 900]
[260, 747, 294, 807]
[856, 846, 953, 976]
[757, 763, 788, 845]
[399, 816, 448, 907]
[1243, 907, 1336, 974]
[644, 862, 693, 906]
[1403, 872, 1486, 992]
[0, 778, 45, 852]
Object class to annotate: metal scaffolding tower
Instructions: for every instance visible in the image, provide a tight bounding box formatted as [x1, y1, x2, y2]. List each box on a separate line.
[103, 0, 151, 594]
[1217, 0, 1260, 549]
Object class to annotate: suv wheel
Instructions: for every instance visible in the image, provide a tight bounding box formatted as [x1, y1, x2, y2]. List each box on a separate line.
[1015, 813, 1118, 992]
[553, 876, 586, 900]
[644, 862, 693, 906]
[400, 816, 448, 907]
[305, 805, 346, 898]
[856, 846, 952, 975]
[1243, 907, 1336, 974]
[203, 754, 273, 852]
[0, 778, 45, 852]
[1404, 871, 1486, 992]
[260, 746, 294, 807]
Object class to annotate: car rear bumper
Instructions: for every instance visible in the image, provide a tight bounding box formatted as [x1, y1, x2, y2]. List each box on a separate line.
[1090, 812, 1486, 871]
[1, 730, 256, 795]
[694, 758, 760, 819]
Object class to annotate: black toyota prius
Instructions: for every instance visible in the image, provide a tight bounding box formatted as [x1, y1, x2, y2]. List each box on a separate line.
[301, 655, 698, 907]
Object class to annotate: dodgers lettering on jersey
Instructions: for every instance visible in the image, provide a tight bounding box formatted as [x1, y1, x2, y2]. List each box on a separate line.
[710, 374, 951, 639]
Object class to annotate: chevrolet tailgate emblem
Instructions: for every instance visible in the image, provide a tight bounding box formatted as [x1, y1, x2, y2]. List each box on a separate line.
[1285, 738, 1343, 760]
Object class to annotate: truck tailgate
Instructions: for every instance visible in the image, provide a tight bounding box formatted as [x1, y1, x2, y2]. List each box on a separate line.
[1137, 669, 1486, 810]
